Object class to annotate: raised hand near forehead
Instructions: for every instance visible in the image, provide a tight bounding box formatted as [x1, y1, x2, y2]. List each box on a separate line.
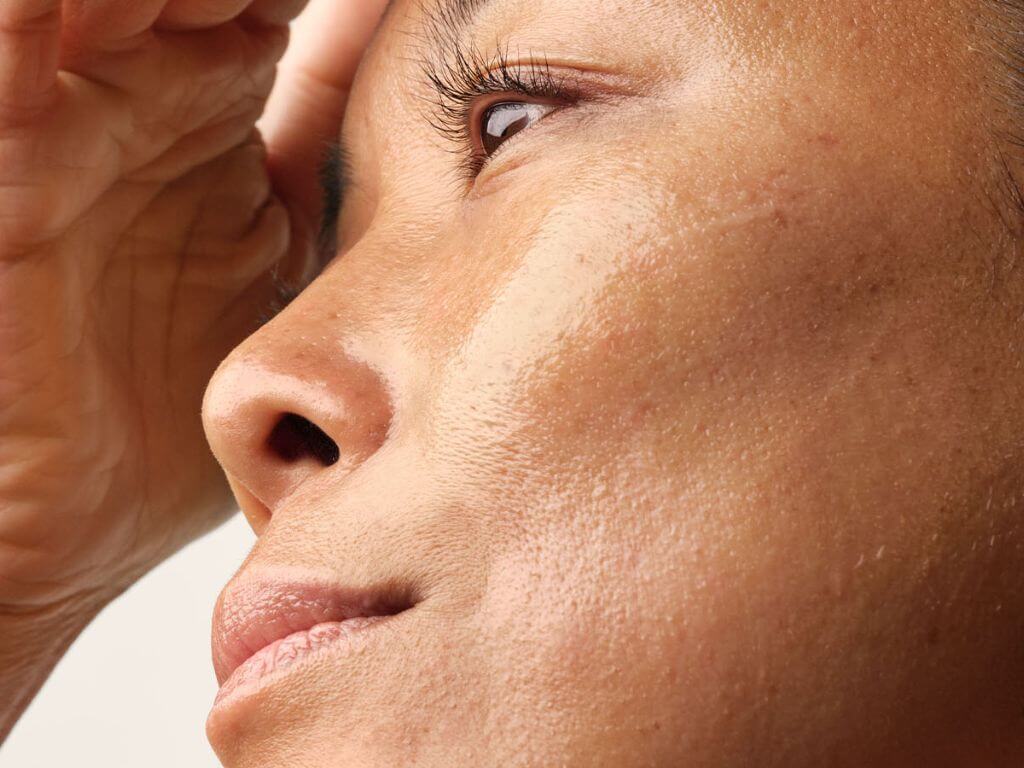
[0, 0, 386, 741]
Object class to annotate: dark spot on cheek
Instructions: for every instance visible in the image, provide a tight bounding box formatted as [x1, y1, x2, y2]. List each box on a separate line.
[926, 625, 941, 646]
[809, 132, 841, 148]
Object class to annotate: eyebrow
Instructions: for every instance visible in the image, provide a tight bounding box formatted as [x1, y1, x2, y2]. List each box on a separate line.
[431, 0, 500, 46]
[317, 140, 352, 261]
[389, 0, 490, 19]
[432, 0, 492, 26]
[388, 0, 497, 43]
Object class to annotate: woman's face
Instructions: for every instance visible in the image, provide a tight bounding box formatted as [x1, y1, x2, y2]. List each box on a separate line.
[202, 0, 1024, 765]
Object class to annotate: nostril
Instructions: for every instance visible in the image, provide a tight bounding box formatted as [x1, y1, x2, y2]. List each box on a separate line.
[266, 414, 341, 467]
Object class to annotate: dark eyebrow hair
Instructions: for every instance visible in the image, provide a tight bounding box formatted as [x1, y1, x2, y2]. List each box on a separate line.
[389, 0, 496, 44]
[432, 0, 497, 42]
[317, 139, 352, 261]
[253, 140, 351, 329]
[390, 0, 489, 18]
[432, 0, 491, 25]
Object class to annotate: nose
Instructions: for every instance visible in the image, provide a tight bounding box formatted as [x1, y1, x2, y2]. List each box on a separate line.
[202, 323, 393, 534]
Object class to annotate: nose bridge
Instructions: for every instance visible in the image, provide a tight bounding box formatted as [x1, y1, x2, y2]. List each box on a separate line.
[202, 309, 394, 527]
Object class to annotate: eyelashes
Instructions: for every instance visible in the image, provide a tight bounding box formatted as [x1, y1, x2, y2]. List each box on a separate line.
[419, 43, 581, 178]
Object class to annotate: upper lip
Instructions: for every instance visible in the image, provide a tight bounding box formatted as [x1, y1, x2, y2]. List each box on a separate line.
[211, 571, 416, 686]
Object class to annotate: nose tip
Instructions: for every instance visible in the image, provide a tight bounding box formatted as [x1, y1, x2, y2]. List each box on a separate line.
[202, 346, 392, 529]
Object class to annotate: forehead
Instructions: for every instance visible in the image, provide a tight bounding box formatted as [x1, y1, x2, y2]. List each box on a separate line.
[361, 0, 983, 151]
[376, 0, 970, 57]
[349, 0, 989, 176]
[340, 0, 996, 240]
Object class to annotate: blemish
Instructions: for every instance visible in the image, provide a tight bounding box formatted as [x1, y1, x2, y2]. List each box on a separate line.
[811, 132, 841, 147]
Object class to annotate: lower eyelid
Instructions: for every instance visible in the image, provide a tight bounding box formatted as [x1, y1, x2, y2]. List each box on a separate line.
[475, 100, 561, 158]
[470, 80, 632, 163]
[474, 104, 565, 163]
[468, 105, 596, 194]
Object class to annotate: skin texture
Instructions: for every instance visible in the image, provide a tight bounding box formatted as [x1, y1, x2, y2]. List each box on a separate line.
[201, 0, 1024, 766]
[0, 0, 387, 740]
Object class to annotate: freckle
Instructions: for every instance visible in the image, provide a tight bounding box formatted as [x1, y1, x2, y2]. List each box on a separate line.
[771, 207, 789, 228]
[813, 132, 840, 147]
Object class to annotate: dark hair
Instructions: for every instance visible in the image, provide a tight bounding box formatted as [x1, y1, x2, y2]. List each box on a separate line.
[981, 1, 1024, 237]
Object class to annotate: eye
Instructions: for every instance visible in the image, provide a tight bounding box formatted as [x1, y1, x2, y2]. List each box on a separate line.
[478, 101, 558, 158]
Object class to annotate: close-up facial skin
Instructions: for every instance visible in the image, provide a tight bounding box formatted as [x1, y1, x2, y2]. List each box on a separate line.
[200, 0, 1024, 765]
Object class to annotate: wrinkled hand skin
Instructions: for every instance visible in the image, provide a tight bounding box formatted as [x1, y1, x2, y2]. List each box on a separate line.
[0, 0, 319, 732]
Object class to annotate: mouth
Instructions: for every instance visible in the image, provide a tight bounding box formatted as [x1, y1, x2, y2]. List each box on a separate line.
[211, 572, 417, 704]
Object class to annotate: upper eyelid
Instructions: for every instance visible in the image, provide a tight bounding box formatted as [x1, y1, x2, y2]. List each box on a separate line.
[412, 31, 635, 181]
[421, 45, 573, 111]
[415, 37, 633, 139]
[416, 42, 581, 148]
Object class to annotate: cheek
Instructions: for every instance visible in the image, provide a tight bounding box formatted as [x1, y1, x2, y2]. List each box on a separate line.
[418, 128, 1024, 761]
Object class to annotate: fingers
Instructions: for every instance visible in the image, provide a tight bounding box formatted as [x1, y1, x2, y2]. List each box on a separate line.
[260, 0, 388, 244]
[0, 0, 61, 123]
[156, 0, 251, 31]
[158, 0, 308, 31]
[1, 0, 307, 110]
[241, 0, 309, 27]
[158, 0, 248, 30]
[62, 0, 303, 48]
[62, 1, 167, 43]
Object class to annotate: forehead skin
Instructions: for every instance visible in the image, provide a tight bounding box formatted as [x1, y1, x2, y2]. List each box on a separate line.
[207, 0, 1024, 766]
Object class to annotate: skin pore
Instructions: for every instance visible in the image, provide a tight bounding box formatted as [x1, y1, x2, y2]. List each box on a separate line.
[198, 0, 1024, 766]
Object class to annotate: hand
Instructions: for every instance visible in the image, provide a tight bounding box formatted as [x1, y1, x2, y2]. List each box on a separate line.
[0, 0, 383, 661]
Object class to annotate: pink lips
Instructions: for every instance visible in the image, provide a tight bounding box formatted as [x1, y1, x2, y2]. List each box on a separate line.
[211, 575, 413, 701]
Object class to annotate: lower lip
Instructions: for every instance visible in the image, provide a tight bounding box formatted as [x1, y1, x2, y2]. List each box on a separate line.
[213, 616, 390, 708]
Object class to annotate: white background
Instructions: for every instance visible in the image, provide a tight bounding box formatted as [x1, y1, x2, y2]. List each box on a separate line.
[1, 515, 254, 768]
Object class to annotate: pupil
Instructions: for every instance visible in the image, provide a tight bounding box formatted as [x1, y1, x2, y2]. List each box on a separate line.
[482, 103, 547, 157]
